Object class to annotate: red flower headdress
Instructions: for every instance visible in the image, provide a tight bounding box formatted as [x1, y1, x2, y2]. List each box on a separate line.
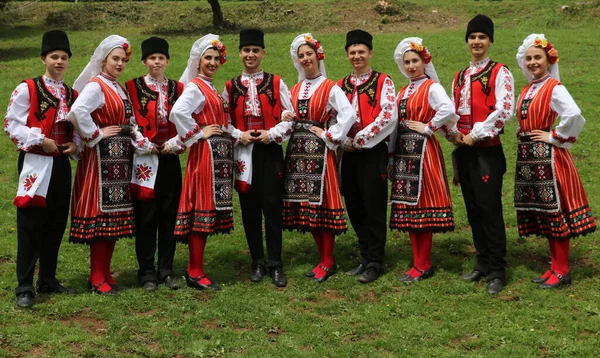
[122, 42, 132, 61]
[533, 37, 559, 64]
[409, 42, 431, 64]
[211, 39, 228, 64]
[304, 34, 325, 60]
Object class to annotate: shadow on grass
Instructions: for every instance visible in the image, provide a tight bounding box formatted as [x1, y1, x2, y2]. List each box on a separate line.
[0, 47, 40, 62]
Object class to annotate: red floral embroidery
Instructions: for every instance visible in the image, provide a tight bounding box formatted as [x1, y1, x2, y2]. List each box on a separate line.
[181, 124, 200, 142]
[494, 120, 504, 129]
[235, 160, 246, 175]
[135, 163, 153, 182]
[23, 173, 37, 191]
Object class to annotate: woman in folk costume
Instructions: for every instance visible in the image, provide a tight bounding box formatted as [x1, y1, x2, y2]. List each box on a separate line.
[514, 34, 596, 288]
[170, 34, 236, 291]
[5, 30, 78, 308]
[388, 38, 457, 283]
[283, 33, 355, 282]
[69, 35, 154, 295]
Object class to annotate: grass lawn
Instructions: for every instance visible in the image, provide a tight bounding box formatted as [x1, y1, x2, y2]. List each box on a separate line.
[0, 0, 599, 357]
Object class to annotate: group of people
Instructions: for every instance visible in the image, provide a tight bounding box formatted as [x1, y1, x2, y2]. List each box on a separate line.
[5, 14, 596, 309]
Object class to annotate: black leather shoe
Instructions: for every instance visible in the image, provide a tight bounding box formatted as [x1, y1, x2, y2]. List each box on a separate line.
[88, 279, 122, 292]
[142, 281, 158, 292]
[531, 275, 549, 284]
[461, 270, 486, 282]
[401, 267, 435, 283]
[37, 283, 77, 294]
[312, 263, 338, 283]
[163, 275, 180, 290]
[270, 267, 288, 287]
[359, 266, 382, 284]
[16, 292, 34, 308]
[486, 278, 505, 294]
[345, 263, 367, 276]
[249, 264, 266, 283]
[539, 271, 571, 289]
[304, 269, 316, 278]
[185, 271, 222, 291]
[91, 281, 119, 296]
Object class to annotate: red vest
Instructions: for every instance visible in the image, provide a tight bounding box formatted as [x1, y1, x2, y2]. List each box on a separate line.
[337, 71, 388, 138]
[226, 72, 282, 131]
[126, 76, 183, 143]
[24, 77, 77, 156]
[453, 61, 506, 146]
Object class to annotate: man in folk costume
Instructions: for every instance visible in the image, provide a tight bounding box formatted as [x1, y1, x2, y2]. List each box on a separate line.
[337, 30, 397, 283]
[5, 30, 78, 308]
[450, 15, 515, 294]
[126, 37, 185, 291]
[223, 29, 294, 287]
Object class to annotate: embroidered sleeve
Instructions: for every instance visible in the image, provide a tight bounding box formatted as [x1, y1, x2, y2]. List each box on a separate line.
[322, 85, 356, 150]
[471, 67, 514, 141]
[4, 83, 46, 151]
[387, 122, 398, 165]
[220, 86, 243, 145]
[68, 81, 104, 148]
[353, 77, 398, 149]
[130, 115, 154, 154]
[426, 83, 459, 140]
[549, 85, 585, 149]
[169, 82, 205, 147]
[268, 78, 295, 144]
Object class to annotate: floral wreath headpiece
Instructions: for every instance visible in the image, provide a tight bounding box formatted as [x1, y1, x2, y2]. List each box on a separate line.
[210, 39, 228, 64]
[122, 42, 132, 62]
[304, 34, 325, 60]
[409, 42, 431, 64]
[532, 37, 559, 64]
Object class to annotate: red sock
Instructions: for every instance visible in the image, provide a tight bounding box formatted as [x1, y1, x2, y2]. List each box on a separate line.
[187, 234, 211, 285]
[311, 231, 324, 273]
[538, 239, 557, 280]
[314, 231, 335, 280]
[546, 239, 570, 285]
[407, 232, 419, 277]
[414, 231, 432, 273]
[90, 241, 111, 293]
[104, 240, 116, 285]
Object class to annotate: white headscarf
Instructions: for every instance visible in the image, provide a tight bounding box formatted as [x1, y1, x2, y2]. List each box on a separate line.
[290, 33, 327, 82]
[516, 33, 560, 83]
[393, 37, 439, 84]
[180, 34, 225, 84]
[73, 35, 131, 92]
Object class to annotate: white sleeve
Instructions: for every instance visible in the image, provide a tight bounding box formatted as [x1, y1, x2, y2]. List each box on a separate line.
[322, 85, 356, 150]
[353, 76, 398, 149]
[549, 84, 585, 149]
[268, 78, 294, 144]
[4, 83, 47, 151]
[169, 82, 205, 147]
[470, 67, 515, 141]
[424, 82, 459, 140]
[68, 81, 105, 148]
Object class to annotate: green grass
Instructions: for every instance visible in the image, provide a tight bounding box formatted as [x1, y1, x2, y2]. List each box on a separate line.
[1, 0, 600, 357]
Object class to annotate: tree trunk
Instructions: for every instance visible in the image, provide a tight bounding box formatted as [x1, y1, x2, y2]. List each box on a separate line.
[207, 0, 225, 28]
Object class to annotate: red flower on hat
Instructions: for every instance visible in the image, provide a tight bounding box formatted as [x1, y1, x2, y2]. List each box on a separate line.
[410, 42, 432, 64]
[304, 35, 325, 60]
[211, 39, 228, 64]
[533, 37, 559, 64]
[122, 42, 132, 61]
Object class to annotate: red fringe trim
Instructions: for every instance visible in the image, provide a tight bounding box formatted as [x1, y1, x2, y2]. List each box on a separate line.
[234, 180, 251, 194]
[13, 194, 47, 208]
[130, 183, 155, 200]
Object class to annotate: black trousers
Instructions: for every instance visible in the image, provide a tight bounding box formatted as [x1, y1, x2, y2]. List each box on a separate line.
[134, 154, 182, 283]
[341, 142, 389, 267]
[455, 144, 507, 282]
[16, 152, 71, 296]
[238, 142, 284, 268]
